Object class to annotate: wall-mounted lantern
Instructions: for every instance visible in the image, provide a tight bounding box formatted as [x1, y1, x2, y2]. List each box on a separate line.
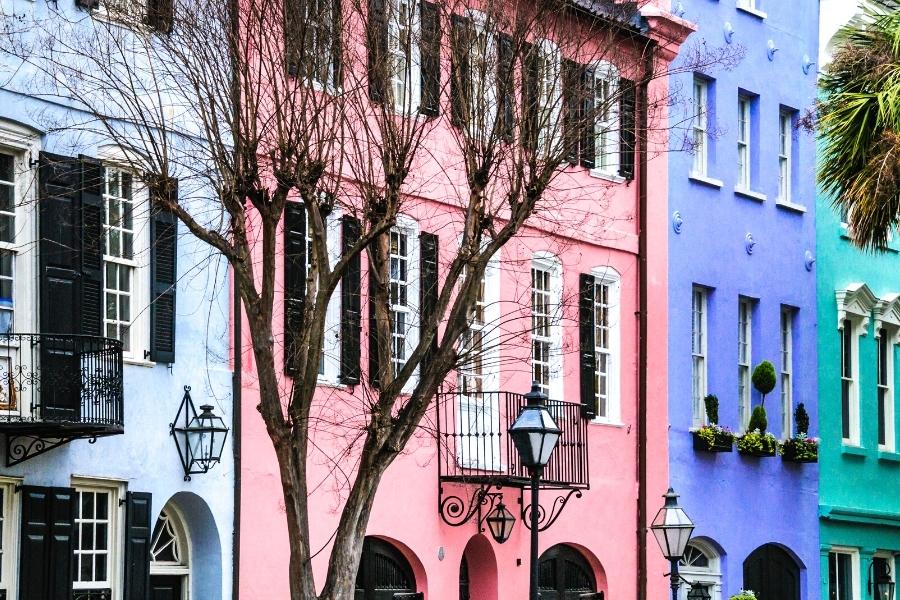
[171, 386, 229, 480]
[485, 502, 516, 544]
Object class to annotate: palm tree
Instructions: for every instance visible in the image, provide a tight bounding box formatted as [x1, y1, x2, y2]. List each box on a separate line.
[819, 1, 900, 250]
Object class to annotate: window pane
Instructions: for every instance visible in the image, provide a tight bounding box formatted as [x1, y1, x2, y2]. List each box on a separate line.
[0, 155, 12, 182]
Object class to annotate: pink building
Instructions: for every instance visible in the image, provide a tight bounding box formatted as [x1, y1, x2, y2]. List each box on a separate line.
[237, 2, 692, 598]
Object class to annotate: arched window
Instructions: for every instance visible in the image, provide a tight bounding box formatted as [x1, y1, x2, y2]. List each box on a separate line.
[355, 537, 419, 600]
[679, 541, 722, 600]
[538, 544, 599, 600]
[150, 506, 190, 599]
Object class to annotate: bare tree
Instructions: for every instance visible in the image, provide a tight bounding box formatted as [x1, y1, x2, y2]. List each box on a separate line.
[0, 0, 739, 597]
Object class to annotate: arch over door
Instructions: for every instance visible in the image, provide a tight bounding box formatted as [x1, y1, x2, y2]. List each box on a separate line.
[743, 544, 800, 600]
[355, 537, 418, 600]
[538, 544, 600, 600]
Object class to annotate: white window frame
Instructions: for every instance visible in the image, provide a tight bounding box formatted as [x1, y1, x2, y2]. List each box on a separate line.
[467, 10, 498, 142]
[535, 39, 562, 155]
[778, 111, 792, 203]
[738, 298, 753, 431]
[387, 0, 421, 114]
[150, 503, 191, 598]
[877, 328, 896, 452]
[72, 478, 126, 599]
[678, 541, 723, 600]
[737, 97, 751, 190]
[319, 211, 344, 384]
[737, 0, 757, 9]
[691, 286, 708, 428]
[592, 62, 620, 175]
[388, 216, 420, 392]
[829, 548, 860, 600]
[691, 77, 709, 177]
[841, 319, 863, 446]
[0, 478, 20, 600]
[781, 307, 795, 439]
[592, 266, 621, 424]
[300, 0, 337, 88]
[532, 252, 563, 400]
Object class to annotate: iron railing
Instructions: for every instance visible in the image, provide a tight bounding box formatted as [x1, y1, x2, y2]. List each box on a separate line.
[0, 334, 123, 432]
[73, 589, 112, 600]
[436, 390, 589, 489]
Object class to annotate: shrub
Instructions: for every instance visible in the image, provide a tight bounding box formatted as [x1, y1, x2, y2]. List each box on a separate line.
[780, 434, 819, 462]
[704, 394, 720, 425]
[748, 405, 768, 434]
[730, 591, 758, 600]
[795, 403, 810, 436]
[737, 430, 778, 455]
[752, 360, 777, 404]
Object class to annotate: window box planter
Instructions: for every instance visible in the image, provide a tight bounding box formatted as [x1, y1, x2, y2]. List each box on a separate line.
[780, 436, 819, 463]
[692, 426, 734, 453]
[736, 430, 778, 457]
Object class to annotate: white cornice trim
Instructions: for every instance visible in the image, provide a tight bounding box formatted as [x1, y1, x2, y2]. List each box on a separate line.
[875, 293, 900, 343]
[837, 282, 878, 333]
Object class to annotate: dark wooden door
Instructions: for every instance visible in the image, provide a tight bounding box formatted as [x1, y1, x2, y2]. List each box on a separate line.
[743, 544, 800, 600]
[150, 575, 183, 600]
[459, 555, 470, 600]
[538, 544, 597, 600]
[355, 537, 417, 600]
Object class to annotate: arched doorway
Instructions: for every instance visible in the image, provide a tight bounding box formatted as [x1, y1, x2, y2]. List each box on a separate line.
[355, 537, 418, 600]
[459, 555, 470, 600]
[149, 505, 190, 600]
[459, 534, 498, 600]
[679, 540, 723, 600]
[743, 544, 800, 600]
[538, 544, 600, 600]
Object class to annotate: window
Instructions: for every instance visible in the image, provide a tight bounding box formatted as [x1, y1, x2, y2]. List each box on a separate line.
[878, 330, 895, 450]
[781, 308, 794, 438]
[692, 78, 709, 176]
[593, 63, 620, 174]
[387, 0, 420, 112]
[532, 254, 561, 398]
[468, 11, 498, 139]
[738, 298, 753, 430]
[828, 550, 856, 600]
[0, 480, 19, 599]
[536, 40, 562, 154]
[150, 505, 190, 587]
[460, 268, 487, 397]
[300, 0, 336, 85]
[737, 0, 757, 9]
[841, 320, 860, 444]
[679, 541, 722, 600]
[0, 153, 15, 334]
[389, 230, 411, 375]
[74, 484, 121, 593]
[592, 268, 620, 422]
[873, 555, 895, 600]
[692, 287, 708, 427]
[104, 169, 135, 353]
[737, 97, 751, 189]
[98, 0, 173, 32]
[778, 111, 793, 202]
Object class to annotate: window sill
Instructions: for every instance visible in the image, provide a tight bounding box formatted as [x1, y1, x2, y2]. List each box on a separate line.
[590, 419, 625, 428]
[688, 172, 724, 188]
[878, 450, 900, 463]
[775, 199, 807, 214]
[734, 187, 767, 202]
[588, 169, 626, 184]
[736, 5, 767, 19]
[316, 378, 348, 389]
[841, 444, 867, 458]
[124, 357, 156, 368]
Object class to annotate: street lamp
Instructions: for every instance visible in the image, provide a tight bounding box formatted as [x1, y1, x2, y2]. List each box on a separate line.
[485, 502, 516, 544]
[650, 488, 696, 600]
[687, 582, 712, 600]
[171, 386, 230, 480]
[509, 382, 561, 600]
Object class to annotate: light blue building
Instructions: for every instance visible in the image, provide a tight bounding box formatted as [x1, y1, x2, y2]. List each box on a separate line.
[0, 0, 234, 598]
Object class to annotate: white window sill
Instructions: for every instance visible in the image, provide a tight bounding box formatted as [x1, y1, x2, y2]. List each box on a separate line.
[591, 419, 625, 428]
[736, 5, 767, 19]
[734, 187, 767, 202]
[316, 378, 347, 389]
[124, 356, 156, 368]
[689, 172, 724, 188]
[588, 169, 626, 184]
[775, 199, 807, 214]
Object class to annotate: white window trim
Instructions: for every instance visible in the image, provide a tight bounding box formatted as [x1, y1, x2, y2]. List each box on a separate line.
[150, 503, 192, 598]
[778, 111, 793, 204]
[691, 286, 708, 429]
[314, 210, 343, 385]
[0, 477, 21, 600]
[678, 540, 722, 600]
[691, 77, 709, 178]
[71, 478, 126, 599]
[387, 0, 421, 114]
[876, 295, 900, 451]
[737, 97, 751, 191]
[466, 9, 498, 142]
[738, 298, 753, 431]
[841, 318, 863, 446]
[781, 307, 794, 439]
[390, 215, 420, 393]
[591, 266, 621, 424]
[592, 61, 620, 175]
[829, 547, 861, 600]
[837, 284, 878, 446]
[535, 39, 562, 156]
[877, 327, 896, 452]
[532, 251, 563, 400]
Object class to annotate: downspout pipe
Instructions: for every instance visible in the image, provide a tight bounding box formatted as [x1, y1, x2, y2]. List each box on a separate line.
[232, 276, 242, 600]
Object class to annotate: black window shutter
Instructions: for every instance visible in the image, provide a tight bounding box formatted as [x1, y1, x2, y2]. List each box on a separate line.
[75, 0, 99, 10]
[562, 60, 580, 166]
[579, 273, 597, 419]
[146, 0, 174, 33]
[419, 1, 440, 117]
[580, 67, 596, 169]
[419, 232, 438, 371]
[497, 33, 514, 143]
[80, 156, 105, 338]
[19, 485, 76, 600]
[331, 0, 343, 88]
[150, 178, 178, 363]
[284, 202, 307, 375]
[367, 0, 388, 102]
[340, 216, 361, 384]
[450, 15, 471, 127]
[521, 42, 539, 151]
[283, 0, 303, 77]
[368, 251, 381, 388]
[619, 78, 636, 180]
[123, 491, 152, 600]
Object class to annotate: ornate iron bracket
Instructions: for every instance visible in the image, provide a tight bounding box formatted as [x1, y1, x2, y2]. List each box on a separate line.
[6, 435, 84, 466]
[438, 484, 503, 532]
[519, 488, 583, 532]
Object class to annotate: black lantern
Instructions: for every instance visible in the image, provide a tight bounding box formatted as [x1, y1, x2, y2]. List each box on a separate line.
[171, 386, 230, 480]
[687, 582, 712, 600]
[870, 559, 896, 600]
[485, 502, 515, 544]
[508, 383, 561, 469]
[651, 488, 695, 561]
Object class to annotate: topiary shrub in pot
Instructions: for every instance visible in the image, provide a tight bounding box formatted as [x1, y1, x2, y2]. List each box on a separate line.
[737, 362, 778, 457]
[692, 394, 734, 453]
[780, 403, 819, 463]
[752, 360, 777, 407]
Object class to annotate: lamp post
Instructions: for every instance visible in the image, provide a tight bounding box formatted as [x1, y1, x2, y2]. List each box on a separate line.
[650, 488, 696, 600]
[508, 382, 561, 600]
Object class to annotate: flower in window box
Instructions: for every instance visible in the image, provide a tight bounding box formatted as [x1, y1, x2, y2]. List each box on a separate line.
[692, 424, 735, 452]
[736, 429, 778, 457]
[730, 591, 758, 600]
[779, 433, 819, 463]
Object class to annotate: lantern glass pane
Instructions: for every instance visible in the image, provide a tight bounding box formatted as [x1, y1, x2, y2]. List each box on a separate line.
[538, 431, 561, 465]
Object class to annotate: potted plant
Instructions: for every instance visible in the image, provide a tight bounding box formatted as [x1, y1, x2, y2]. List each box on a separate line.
[730, 591, 758, 600]
[780, 403, 819, 463]
[692, 394, 735, 452]
[737, 361, 778, 457]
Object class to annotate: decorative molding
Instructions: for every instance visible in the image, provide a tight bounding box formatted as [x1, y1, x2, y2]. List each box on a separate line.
[874, 293, 900, 342]
[805, 250, 816, 272]
[724, 22, 735, 44]
[836, 283, 878, 332]
[803, 54, 816, 75]
[767, 40, 779, 61]
[672, 211, 683, 234]
[745, 232, 756, 255]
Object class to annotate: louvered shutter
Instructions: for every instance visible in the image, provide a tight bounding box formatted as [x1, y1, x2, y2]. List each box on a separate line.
[521, 42, 539, 151]
[19, 486, 76, 600]
[579, 273, 597, 419]
[150, 179, 178, 363]
[562, 60, 580, 166]
[80, 156, 105, 338]
[497, 34, 514, 143]
[368, 252, 381, 388]
[331, 0, 343, 88]
[123, 491, 152, 600]
[619, 78, 636, 180]
[580, 67, 596, 169]
[284, 202, 307, 375]
[340, 216, 361, 384]
[75, 0, 99, 9]
[419, 1, 440, 117]
[367, 0, 388, 102]
[450, 15, 471, 127]
[283, 0, 303, 76]
[419, 232, 438, 371]
[146, 0, 174, 33]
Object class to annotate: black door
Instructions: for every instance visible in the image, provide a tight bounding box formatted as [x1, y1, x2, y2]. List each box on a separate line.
[743, 544, 800, 600]
[538, 544, 598, 600]
[459, 555, 470, 600]
[150, 575, 183, 600]
[355, 537, 418, 600]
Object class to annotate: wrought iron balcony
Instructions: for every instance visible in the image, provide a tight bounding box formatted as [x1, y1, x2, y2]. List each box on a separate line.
[436, 390, 589, 490]
[0, 333, 124, 465]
